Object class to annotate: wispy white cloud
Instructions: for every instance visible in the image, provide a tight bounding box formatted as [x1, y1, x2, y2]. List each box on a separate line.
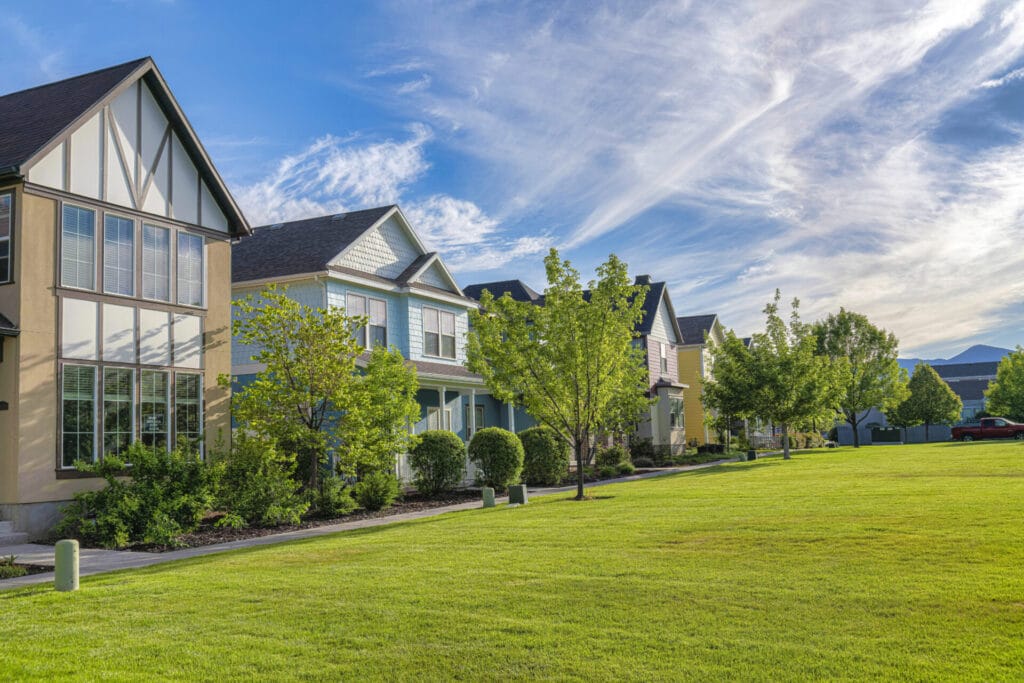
[396, 74, 431, 95]
[371, 0, 1024, 355]
[979, 65, 1024, 88]
[235, 129, 544, 271]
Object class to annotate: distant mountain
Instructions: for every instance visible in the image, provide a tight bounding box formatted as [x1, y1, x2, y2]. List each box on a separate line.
[898, 344, 1012, 372]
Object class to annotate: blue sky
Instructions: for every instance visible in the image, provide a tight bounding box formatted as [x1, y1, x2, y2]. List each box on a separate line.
[2, 1, 1023, 358]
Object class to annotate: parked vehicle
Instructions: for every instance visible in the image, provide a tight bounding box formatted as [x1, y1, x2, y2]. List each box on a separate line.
[951, 418, 1024, 442]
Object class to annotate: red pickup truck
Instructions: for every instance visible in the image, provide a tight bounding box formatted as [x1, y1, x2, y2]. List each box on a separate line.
[951, 417, 1024, 441]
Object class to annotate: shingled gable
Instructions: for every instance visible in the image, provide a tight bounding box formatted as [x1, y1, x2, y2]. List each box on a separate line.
[233, 205, 466, 297]
[676, 314, 719, 345]
[0, 57, 249, 236]
[633, 275, 683, 343]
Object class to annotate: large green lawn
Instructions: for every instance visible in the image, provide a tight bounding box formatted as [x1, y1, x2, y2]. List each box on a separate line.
[3, 442, 1023, 680]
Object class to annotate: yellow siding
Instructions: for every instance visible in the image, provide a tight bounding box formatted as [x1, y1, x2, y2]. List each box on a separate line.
[677, 346, 711, 445]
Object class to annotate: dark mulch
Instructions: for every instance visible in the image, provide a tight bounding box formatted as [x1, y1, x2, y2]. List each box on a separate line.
[138, 489, 486, 552]
[0, 563, 53, 580]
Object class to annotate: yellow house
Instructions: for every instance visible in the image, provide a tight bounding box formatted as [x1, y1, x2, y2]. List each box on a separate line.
[676, 314, 725, 445]
[0, 58, 250, 539]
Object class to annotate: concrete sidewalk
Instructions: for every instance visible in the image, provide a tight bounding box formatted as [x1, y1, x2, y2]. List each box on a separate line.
[0, 458, 733, 592]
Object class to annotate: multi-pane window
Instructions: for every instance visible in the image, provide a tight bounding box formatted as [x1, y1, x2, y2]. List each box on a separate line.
[177, 233, 204, 307]
[61, 204, 96, 290]
[346, 293, 367, 346]
[369, 298, 387, 347]
[175, 373, 203, 451]
[140, 370, 169, 450]
[424, 307, 456, 359]
[142, 225, 171, 301]
[62, 365, 96, 467]
[103, 215, 135, 296]
[669, 397, 684, 429]
[103, 368, 134, 459]
[0, 192, 11, 284]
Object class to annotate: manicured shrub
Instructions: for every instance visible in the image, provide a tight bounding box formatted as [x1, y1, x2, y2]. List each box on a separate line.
[468, 427, 524, 491]
[0, 556, 27, 579]
[409, 430, 466, 497]
[56, 442, 219, 549]
[519, 426, 571, 486]
[216, 434, 309, 527]
[629, 438, 655, 463]
[598, 465, 619, 479]
[616, 461, 636, 476]
[353, 471, 401, 511]
[632, 456, 655, 468]
[308, 475, 357, 518]
[595, 444, 630, 468]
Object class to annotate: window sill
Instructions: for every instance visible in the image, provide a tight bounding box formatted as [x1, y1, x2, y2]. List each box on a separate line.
[56, 466, 132, 480]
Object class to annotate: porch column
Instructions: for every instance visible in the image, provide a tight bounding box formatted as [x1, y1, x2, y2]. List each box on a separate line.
[469, 388, 476, 438]
[507, 402, 515, 433]
[440, 386, 447, 430]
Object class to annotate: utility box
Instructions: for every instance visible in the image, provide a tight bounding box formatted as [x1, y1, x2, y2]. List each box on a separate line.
[508, 484, 528, 505]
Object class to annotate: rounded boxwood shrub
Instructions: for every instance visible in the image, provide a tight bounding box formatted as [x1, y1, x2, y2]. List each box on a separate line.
[409, 430, 466, 497]
[519, 426, 570, 486]
[616, 461, 636, 476]
[353, 471, 401, 511]
[598, 464, 619, 479]
[468, 427, 524, 491]
[595, 444, 629, 468]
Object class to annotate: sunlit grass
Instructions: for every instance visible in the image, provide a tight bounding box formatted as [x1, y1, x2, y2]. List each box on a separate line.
[2, 441, 1023, 680]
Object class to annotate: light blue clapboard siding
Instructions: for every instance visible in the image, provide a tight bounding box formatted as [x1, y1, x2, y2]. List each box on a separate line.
[324, 280, 408, 357]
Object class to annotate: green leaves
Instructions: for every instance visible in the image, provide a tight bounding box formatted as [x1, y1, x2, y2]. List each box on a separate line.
[984, 347, 1024, 421]
[225, 285, 420, 487]
[466, 249, 650, 497]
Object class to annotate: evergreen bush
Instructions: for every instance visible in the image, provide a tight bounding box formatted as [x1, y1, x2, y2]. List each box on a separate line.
[409, 430, 466, 497]
[216, 434, 309, 526]
[595, 444, 630, 467]
[468, 427, 524, 491]
[519, 426, 571, 486]
[353, 471, 401, 511]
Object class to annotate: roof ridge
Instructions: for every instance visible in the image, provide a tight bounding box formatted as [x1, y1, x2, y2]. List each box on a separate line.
[0, 57, 150, 100]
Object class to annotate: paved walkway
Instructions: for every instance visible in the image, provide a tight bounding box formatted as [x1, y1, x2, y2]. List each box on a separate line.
[0, 459, 734, 592]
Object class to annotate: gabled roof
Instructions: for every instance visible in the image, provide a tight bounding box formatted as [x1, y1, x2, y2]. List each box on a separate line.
[934, 362, 1000, 380]
[0, 58, 148, 173]
[0, 312, 18, 336]
[232, 206, 395, 283]
[0, 57, 250, 236]
[944, 378, 991, 401]
[462, 280, 542, 303]
[676, 314, 719, 345]
[632, 275, 683, 343]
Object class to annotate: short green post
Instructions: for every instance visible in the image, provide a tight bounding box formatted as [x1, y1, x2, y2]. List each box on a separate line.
[508, 484, 528, 505]
[482, 487, 495, 508]
[54, 539, 79, 592]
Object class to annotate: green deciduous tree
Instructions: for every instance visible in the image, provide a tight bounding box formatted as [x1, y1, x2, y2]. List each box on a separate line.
[984, 347, 1024, 421]
[707, 291, 845, 460]
[224, 285, 420, 490]
[466, 249, 650, 500]
[902, 363, 962, 441]
[884, 386, 920, 443]
[813, 309, 909, 447]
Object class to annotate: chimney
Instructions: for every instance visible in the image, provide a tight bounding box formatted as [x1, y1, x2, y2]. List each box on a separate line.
[634, 274, 652, 286]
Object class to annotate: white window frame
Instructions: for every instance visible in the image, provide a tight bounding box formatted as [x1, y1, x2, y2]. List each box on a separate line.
[368, 297, 387, 348]
[660, 342, 668, 374]
[60, 203, 97, 291]
[346, 292, 368, 347]
[140, 369, 171, 452]
[142, 224, 172, 302]
[423, 306, 456, 360]
[60, 363, 98, 468]
[0, 192, 12, 285]
[174, 372, 204, 455]
[102, 367, 136, 460]
[103, 213, 136, 297]
[176, 232, 205, 308]
[427, 406, 453, 431]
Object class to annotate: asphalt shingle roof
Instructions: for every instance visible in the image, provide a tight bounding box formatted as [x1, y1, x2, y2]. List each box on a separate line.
[462, 280, 541, 303]
[0, 58, 148, 173]
[944, 378, 992, 401]
[232, 207, 395, 283]
[0, 312, 17, 336]
[934, 362, 1000, 379]
[676, 314, 718, 345]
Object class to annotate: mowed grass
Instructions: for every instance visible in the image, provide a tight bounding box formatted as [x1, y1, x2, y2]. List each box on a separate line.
[3, 443, 1024, 681]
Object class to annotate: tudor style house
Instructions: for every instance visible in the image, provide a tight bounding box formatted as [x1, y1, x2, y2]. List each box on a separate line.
[464, 275, 686, 455]
[230, 205, 531, 481]
[676, 314, 726, 445]
[0, 58, 250, 538]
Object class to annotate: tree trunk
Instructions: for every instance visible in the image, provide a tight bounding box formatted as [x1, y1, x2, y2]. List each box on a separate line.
[782, 423, 791, 459]
[848, 412, 861, 448]
[575, 439, 586, 500]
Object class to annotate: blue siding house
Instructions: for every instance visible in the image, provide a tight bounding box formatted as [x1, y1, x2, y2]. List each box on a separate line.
[230, 205, 527, 480]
